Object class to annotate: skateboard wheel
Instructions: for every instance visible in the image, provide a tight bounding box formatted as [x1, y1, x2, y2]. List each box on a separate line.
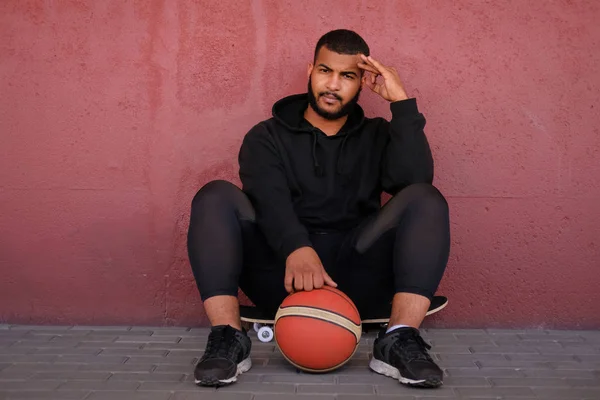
[257, 326, 274, 343]
[253, 323, 262, 333]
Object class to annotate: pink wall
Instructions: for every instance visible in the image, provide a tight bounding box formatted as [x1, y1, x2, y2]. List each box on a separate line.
[1, 1, 599, 329]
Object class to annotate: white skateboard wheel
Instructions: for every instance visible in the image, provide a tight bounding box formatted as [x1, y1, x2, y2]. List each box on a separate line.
[257, 326, 274, 342]
[253, 323, 262, 332]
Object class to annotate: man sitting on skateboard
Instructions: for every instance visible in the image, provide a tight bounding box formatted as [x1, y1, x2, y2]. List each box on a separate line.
[187, 29, 450, 388]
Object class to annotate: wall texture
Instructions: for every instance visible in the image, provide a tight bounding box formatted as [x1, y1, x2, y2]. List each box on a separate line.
[1, 0, 599, 329]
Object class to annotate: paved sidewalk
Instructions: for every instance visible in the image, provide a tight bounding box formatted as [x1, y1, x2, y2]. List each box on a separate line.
[0, 325, 599, 399]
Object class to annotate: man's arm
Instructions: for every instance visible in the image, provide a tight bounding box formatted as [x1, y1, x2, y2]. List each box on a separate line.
[357, 54, 434, 194]
[238, 124, 312, 260]
[380, 98, 434, 194]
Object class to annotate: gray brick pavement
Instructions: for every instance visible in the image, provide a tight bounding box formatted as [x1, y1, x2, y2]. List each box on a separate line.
[0, 326, 599, 399]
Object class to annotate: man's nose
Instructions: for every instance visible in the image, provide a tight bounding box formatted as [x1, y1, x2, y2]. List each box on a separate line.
[326, 75, 341, 91]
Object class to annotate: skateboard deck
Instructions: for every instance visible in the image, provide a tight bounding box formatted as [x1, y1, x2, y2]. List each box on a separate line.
[240, 295, 448, 342]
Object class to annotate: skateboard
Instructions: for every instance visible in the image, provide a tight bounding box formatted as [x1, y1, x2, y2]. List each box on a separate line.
[240, 295, 448, 343]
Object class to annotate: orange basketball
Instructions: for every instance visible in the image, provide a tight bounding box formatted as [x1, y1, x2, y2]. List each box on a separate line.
[273, 286, 362, 372]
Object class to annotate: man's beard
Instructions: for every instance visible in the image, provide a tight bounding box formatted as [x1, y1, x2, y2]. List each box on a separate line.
[307, 77, 361, 120]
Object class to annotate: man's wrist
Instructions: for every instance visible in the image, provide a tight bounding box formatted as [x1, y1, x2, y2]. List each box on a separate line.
[389, 93, 409, 102]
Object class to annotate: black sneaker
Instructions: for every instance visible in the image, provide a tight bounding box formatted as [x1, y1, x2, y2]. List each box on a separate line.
[194, 325, 252, 386]
[370, 327, 443, 388]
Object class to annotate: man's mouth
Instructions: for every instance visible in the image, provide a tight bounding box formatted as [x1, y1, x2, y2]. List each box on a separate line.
[321, 93, 341, 104]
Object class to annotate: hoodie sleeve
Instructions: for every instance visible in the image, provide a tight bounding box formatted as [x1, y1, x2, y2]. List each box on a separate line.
[380, 98, 434, 194]
[238, 124, 312, 260]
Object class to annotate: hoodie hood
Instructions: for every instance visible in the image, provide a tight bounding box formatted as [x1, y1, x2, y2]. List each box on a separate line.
[271, 93, 366, 176]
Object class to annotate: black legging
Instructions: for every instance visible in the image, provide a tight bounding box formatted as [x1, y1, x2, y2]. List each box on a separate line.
[187, 180, 450, 318]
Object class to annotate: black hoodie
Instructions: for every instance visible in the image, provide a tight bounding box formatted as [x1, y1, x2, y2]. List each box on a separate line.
[238, 93, 433, 261]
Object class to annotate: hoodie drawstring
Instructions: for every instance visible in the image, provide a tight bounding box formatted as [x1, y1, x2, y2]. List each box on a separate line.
[312, 130, 351, 177]
[312, 131, 324, 176]
[336, 134, 350, 175]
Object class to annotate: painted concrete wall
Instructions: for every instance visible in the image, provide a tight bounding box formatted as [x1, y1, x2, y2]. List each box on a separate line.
[1, 1, 599, 328]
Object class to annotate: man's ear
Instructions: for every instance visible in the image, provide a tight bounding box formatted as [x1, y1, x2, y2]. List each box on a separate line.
[307, 63, 313, 78]
[361, 72, 367, 89]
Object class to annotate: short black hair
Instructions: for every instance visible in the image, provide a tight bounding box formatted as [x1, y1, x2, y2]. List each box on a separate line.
[313, 29, 370, 62]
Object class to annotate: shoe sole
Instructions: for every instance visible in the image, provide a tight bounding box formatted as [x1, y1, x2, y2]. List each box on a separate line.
[369, 358, 443, 388]
[195, 357, 252, 387]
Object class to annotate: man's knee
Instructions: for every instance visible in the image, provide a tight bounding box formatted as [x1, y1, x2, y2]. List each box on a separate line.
[389, 183, 448, 215]
[190, 180, 255, 220]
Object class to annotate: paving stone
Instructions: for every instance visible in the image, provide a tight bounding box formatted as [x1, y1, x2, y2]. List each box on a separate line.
[0, 380, 63, 390]
[153, 364, 194, 374]
[475, 359, 552, 369]
[137, 382, 215, 391]
[469, 345, 541, 354]
[55, 355, 128, 364]
[76, 342, 142, 349]
[126, 355, 196, 365]
[506, 354, 578, 362]
[437, 354, 507, 368]
[171, 393, 250, 400]
[532, 387, 600, 399]
[489, 377, 571, 387]
[260, 374, 334, 383]
[0, 391, 89, 399]
[214, 382, 296, 393]
[10, 326, 72, 331]
[257, 395, 335, 400]
[337, 396, 415, 400]
[57, 380, 141, 391]
[70, 326, 131, 331]
[32, 371, 111, 381]
[456, 386, 536, 398]
[80, 363, 155, 372]
[336, 373, 406, 385]
[0, 347, 38, 355]
[144, 342, 205, 350]
[297, 384, 374, 394]
[98, 348, 168, 356]
[377, 383, 457, 396]
[0, 355, 59, 363]
[71, 336, 119, 343]
[445, 368, 524, 378]
[519, 368, 597, 378]
[108, 372, 185, 382]
[0, 370, 36, 380]
[566, 378, 600, 387]
[86, 392, 172, 400]
[31, 347, 102, 356]
[3, 363, 82, 372]
[430, 345, 472, 354]
[115, 336, 179, 343]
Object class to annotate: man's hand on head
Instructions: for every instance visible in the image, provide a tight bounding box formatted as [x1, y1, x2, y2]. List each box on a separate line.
[357, 54, 409, 102]
[284, 246, 337, 293]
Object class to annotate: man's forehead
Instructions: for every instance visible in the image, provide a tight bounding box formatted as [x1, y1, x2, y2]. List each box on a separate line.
[315, 47, 362, 71]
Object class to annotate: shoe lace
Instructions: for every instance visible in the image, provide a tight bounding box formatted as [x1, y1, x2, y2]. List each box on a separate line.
[203, 326, 241, 361]
[392, 330, 434, 363]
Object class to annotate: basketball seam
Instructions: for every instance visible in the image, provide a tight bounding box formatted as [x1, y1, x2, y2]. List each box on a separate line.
[275, 306, 362, 341]
[279, 304, 353, 322]
[322, 286, 360, 316]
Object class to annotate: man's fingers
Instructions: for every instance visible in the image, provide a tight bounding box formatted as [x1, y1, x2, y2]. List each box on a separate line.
[366, 56, 386, 71]
[304, 273, 313, 291]
[313, 272, 324, 289]
[357, 62, 379, 75]
[284, 271, 294, 293]
[323, 271, 338, 288]
[294, 272, 303, 291]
